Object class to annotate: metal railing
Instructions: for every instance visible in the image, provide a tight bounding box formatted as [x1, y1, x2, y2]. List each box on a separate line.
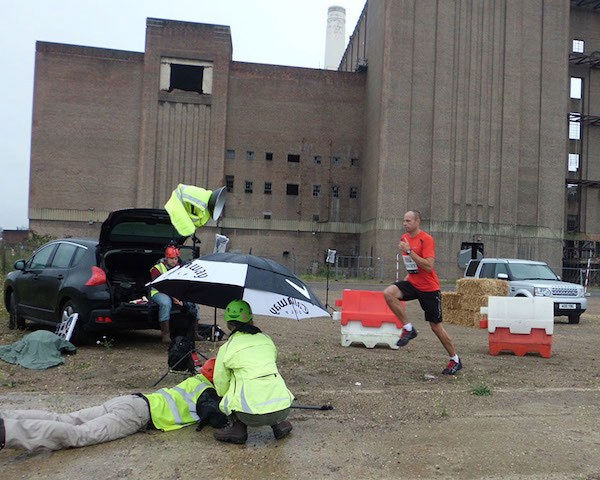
[333, 255, 384, 281]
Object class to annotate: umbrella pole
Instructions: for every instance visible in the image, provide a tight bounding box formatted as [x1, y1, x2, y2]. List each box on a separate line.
[213, 307, 217, 342]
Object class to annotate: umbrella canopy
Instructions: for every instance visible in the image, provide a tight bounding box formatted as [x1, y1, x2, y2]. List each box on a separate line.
[148, 252, 329, 320]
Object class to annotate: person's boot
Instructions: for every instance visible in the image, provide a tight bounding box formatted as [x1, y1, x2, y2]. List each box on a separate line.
[159, 321, 170, 343]
[271, 420, 293, 440]
[213, 419, 248, 444]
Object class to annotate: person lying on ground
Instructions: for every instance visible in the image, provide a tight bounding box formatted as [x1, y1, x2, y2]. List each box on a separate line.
[0, 358, 226, 451]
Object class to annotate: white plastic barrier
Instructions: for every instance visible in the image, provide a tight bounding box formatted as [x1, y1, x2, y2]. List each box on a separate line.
[486, 296, 554, 335]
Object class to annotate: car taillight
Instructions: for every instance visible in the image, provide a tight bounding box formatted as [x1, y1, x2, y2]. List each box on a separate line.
[86, 266, 107, 286]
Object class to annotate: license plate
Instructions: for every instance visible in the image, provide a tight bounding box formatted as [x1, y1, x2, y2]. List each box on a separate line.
[559, 303, 576, 310]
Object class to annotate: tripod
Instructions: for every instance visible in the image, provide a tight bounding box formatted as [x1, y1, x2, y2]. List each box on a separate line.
[152, 346, 209, 387]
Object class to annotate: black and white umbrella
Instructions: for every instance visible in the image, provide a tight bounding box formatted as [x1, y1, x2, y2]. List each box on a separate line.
[148, 252, 329, 320]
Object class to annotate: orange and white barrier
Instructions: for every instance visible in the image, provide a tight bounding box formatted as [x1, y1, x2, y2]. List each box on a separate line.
[334, 289, 404, 349]
[484, 296, 554, 358]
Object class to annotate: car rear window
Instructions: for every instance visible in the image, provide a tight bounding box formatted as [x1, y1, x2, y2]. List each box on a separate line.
[108, 222, 180, 244]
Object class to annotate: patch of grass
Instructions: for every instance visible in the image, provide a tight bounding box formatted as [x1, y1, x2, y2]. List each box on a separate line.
[470, 383, 492, 396]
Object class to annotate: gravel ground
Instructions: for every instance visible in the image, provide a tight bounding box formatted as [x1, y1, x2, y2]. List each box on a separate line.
[1, 280, 599, 480]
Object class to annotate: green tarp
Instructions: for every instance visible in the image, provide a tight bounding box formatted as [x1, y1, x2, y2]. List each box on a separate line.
[0, 330, 76, 369]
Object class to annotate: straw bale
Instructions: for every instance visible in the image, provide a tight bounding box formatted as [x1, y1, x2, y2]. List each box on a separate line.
[442, 309, 481, 328]
[441, 292, 461, 311]
[459, 294, 489, 312]
[456, 278, 509, 296]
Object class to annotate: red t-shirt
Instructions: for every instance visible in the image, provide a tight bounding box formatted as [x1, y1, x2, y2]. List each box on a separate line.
[401, 230, 440, 292]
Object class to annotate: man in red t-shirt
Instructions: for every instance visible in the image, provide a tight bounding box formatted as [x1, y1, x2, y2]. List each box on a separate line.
[383, 210, 462, 375]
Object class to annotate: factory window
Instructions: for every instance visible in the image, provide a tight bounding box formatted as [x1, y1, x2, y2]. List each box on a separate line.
[263, 212, 272, 219]
[569, 120, 580, 140]
[160, 58, 213, 95]
[350, 187, 359, 199]
[288, 154, 300, 163]
[571, 77, 582, 99]
[286, 184, 299, 195]
[332, 156, 342, 166]
[314, 155, 322, 165]
[246, 150, 255, 160]
[226, 149, 235, 159]
[568, 154, 580, 172]
[332, 186, 340, 198]
[225, 176, 234, 192]
[266, 152, 273, 161]
[264, 182, 272, 195]
[312, 214, 320, 222]
[245, 181, 253, 193]
[351, 157, 359, 166]
[572, 39, 584, 53]
[313, 185, 321, 197]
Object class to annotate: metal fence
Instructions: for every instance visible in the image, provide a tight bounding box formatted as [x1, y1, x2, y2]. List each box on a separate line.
[333, 255, 385, 281]
[561, 266, 599, 288]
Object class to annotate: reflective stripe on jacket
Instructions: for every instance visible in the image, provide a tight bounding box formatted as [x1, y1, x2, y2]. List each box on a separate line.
[164, 184, 213, 236]
[144, 374, 213, 431]
[149, 261, 169, 297]
[213, 331, 294, 416]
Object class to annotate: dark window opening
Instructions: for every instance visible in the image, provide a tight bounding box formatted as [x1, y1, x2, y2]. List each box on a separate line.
[226, 175, 234, 192]
[287, 184, 299, 195]
[332, 186, 340, 198]
[350, 187, 358, 199]
[288, 154, 300, 163]
[332, 156, 342, 165]
[266, 152, 273, 161]
[264, 182, 272, 195]
[263, 212, 272, 219]
[313, 185, 321, 197]
[246, 151, 255, 160]
[314, 155, 322, 165]
[351, 157, 359, 166]
[169, 64, 204, 94]
[226, 149, 235, 159]
[312, 214, 320, 221]
[245, 181, 253, 193]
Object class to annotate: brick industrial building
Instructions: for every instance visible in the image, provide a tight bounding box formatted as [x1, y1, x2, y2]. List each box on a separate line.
[28, 0, 600, 279]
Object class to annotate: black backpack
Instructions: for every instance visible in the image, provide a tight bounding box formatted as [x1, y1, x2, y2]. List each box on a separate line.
[167, 336, 194, 372]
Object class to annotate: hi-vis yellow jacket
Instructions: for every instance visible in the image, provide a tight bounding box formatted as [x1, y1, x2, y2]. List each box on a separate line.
[213, 331, 294, 416]
[149, 261, 169, 297]
[144, 374, 213, 431]
[164, 184, 213, 236]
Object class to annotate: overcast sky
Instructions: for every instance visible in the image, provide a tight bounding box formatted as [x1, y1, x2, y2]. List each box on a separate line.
[0, 0, 365, 230]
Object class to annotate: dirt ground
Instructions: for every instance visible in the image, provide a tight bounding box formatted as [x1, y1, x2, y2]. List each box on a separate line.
[1, 280, 599, 480]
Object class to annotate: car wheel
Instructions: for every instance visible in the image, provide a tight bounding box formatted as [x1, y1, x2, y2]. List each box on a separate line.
[60, 300, 90, 345]
[8, 292, 26, 330]
[568, 313, 581, 324]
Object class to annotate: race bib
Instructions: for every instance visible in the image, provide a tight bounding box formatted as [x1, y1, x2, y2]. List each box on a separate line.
[402, 254, 419, 274]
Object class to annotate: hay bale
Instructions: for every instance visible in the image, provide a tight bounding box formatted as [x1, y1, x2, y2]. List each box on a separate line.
[442, 308, 481, 328]
[459, 294, 489, 312]
[441, 292, 461, 311]
[456, 278, 509, 296]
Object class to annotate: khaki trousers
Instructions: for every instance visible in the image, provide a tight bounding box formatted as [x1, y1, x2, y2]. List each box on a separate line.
[2, 394, 150, 451]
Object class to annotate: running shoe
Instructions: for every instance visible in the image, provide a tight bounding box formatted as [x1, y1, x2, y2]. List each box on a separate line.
[396, 327, 418, 347]
[442, 358, 463, 375]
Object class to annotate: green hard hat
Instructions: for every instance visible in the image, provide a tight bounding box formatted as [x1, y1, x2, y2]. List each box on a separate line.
[225, 299, 253, 323]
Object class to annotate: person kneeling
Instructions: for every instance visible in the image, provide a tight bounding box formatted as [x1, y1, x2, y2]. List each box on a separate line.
[212, 300, 294, 444]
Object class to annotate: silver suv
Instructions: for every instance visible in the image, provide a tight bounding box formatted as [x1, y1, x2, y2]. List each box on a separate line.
[464, 258, 587, 324]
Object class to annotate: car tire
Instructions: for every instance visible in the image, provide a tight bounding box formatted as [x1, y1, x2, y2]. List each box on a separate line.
[568, 313, 581, 324]
[8, 291, 26, 330]
[60, 300, 90, 345]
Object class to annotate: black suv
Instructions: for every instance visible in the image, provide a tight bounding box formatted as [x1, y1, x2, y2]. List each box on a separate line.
[4, 209, 196, 343]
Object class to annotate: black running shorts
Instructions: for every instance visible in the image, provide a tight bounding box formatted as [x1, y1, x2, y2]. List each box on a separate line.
[393, 280, 443, 324]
